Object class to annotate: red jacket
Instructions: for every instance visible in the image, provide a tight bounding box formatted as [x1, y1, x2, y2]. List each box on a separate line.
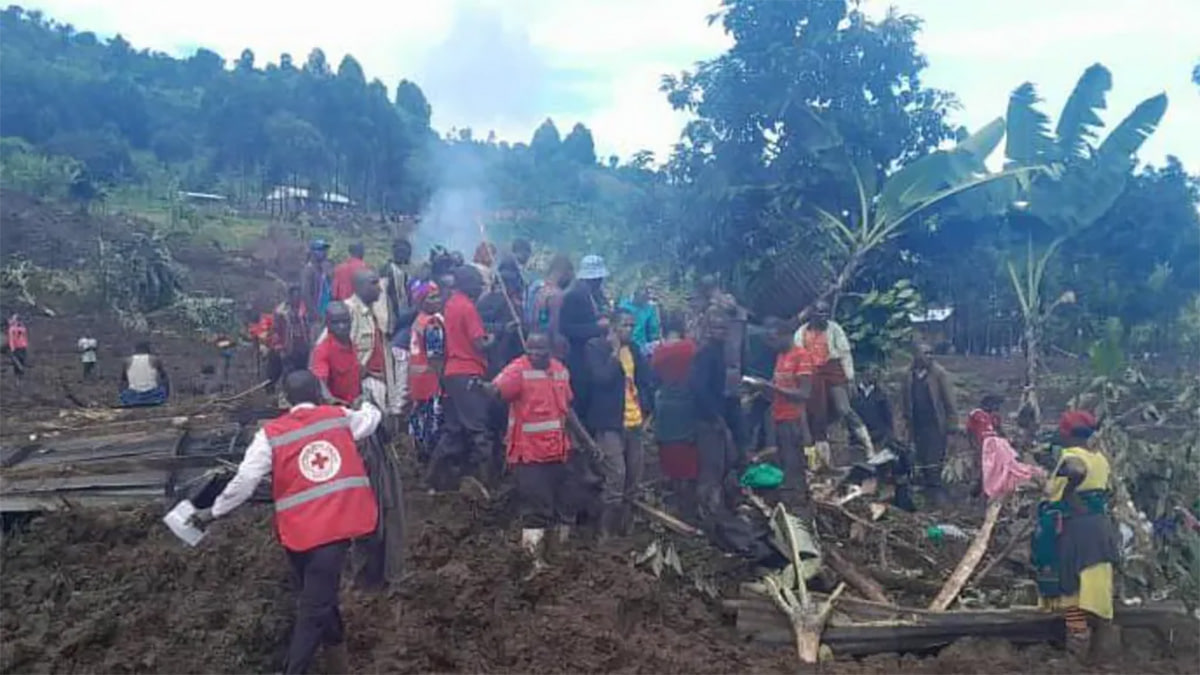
[408, 312, 443, 402]
[265, 405, 378, 552]
[331, 257, 368, 301]
[493, 356, 573, 465]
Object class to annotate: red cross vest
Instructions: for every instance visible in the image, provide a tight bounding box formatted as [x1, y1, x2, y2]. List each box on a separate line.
[408, 312, 443, 402]
[265, 405, 378, 552]
[503, 357, 572, 465]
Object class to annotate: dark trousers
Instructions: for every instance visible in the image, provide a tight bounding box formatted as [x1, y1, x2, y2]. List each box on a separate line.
[776, 417, 811, 500]
[428, 375, 493, 491]
[913, 422, 948, 488]
[514, 461, 572, 528]
[596, 427, 644, 506]
[284, 540, 349, 675]
[696, 419, 731, 514]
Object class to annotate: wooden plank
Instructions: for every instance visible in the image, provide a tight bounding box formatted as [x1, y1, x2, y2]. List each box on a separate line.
[1, 488, 166, 512]
[1, 470, 167, 494]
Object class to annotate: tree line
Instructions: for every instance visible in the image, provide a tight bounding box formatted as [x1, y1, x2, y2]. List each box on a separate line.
[1, 1, 1197, 360]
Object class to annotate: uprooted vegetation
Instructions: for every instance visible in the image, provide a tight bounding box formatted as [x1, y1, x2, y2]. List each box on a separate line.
[0, 190, 239, 335]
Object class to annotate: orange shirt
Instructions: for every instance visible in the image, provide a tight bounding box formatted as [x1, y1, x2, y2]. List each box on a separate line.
[802, 327, 830, 365]
[772, 346, 815, 422]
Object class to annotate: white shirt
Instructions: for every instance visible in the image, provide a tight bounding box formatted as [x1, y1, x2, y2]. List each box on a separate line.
[78, 337, 98, 363]
[793, 320, 856, 381]
[210, 402, 383, 518]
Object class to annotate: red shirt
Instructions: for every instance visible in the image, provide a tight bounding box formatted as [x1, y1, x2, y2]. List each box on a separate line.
[331, 257, 368, 301]
[443, 291, 487, 377]
[650, 339, 696, 385]
[309, 334, 361, 403]
[773, 346, 816, 422]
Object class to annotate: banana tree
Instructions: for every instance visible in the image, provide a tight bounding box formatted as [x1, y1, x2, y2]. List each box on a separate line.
[1002, 63, 1169, 233]
[806, 117, 1043, 316]
[1007, 234, 1075, 430]
[998, 63, 1167, 425]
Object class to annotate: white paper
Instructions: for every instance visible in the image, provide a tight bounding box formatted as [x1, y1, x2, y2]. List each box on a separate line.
[163, 499, 207, 547]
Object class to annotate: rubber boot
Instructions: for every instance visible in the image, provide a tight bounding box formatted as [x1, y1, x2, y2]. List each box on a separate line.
[521, 528, 547, 579]
[323, 642, 349, 674]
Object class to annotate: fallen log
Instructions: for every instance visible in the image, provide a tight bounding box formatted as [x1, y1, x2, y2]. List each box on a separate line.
[929, 499, 1003, 611]
[824, 546, 890, 604]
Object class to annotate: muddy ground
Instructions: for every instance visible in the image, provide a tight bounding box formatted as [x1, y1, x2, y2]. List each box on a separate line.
[2, 193, 1197, 673]
[3, 486, 1197, 674]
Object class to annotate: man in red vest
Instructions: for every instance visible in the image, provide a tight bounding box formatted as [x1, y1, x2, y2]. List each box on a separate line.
[478, 332, 594, 574]
[191, 370, 382, 674]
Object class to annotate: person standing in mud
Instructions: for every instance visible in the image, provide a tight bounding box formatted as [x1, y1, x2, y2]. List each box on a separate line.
[1032, 410, 1119, 660]
[899, 342, 959, 506]
[477, 332, 595, 573]
[585, 308, 653, 536]
[381, 238, 414, 338]
[793, 299, 874, 467]
[309, 302, 360, 405]
[746, 317, 816, 504]
[345, 269, 403, 420]
[77, 333, 98, 380]
[271, 285, 312, 398]
[331, 242, 369, 302]
[190, 370, 382, 675]
[689, 310, 736, 518]
[300, 239, 332, 331]
[560, 254, 610, 421]
[5, 313, 29, 385]
[342, 272, 406, 589]
[408, 283, 446, 462]
[428, 265, 494, 497]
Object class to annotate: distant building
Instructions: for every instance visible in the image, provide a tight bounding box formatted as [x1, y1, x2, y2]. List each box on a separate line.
[265, 186, 353, 213]
[910, 306, 955, 353]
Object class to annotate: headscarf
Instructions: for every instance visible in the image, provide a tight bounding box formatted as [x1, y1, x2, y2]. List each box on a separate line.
[1058, 409, 1098, 442]
[414, 281, 440, 305]
[967, 408, 1000, 444]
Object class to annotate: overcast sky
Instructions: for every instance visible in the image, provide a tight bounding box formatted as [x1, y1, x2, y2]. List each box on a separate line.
[24, 0, 1200, 170]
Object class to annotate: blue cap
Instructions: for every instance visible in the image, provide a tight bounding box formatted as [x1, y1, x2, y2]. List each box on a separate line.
[310, 239, 330, 252]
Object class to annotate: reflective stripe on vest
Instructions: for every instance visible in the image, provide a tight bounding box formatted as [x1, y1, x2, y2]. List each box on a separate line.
[274, 475, 372, 512]
[522, 419, 563, 433]
[266, 416, 351, 448]
[521, 369, 569, 381]
[410, 363, 431, 374]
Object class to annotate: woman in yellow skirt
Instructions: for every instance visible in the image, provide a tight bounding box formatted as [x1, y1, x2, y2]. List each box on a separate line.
[1033, 409, 1119, 658]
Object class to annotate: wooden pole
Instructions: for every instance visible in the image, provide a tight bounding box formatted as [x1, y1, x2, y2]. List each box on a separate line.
[929, 498, 1004, 611]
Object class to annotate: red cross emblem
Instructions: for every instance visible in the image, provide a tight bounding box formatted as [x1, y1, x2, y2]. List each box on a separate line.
[310, 452, 329, 471]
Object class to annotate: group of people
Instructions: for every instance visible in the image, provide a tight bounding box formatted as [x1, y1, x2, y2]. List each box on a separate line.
[184, 234, 1122, 672]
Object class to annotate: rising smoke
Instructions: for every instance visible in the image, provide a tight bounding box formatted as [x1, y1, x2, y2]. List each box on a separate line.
[414, 137, 492, 258]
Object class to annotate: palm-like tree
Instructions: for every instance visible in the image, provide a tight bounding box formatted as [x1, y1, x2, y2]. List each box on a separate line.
[1001, 63, 1168, 425]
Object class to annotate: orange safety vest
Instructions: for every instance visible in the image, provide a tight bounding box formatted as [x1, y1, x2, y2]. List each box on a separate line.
[501, 356, 572, 465]
[408, 312, 442, 402]
[265, 405, 378, 552]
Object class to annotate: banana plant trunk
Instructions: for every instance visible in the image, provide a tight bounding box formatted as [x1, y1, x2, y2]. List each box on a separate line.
[1022, 319, 1041, 426]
